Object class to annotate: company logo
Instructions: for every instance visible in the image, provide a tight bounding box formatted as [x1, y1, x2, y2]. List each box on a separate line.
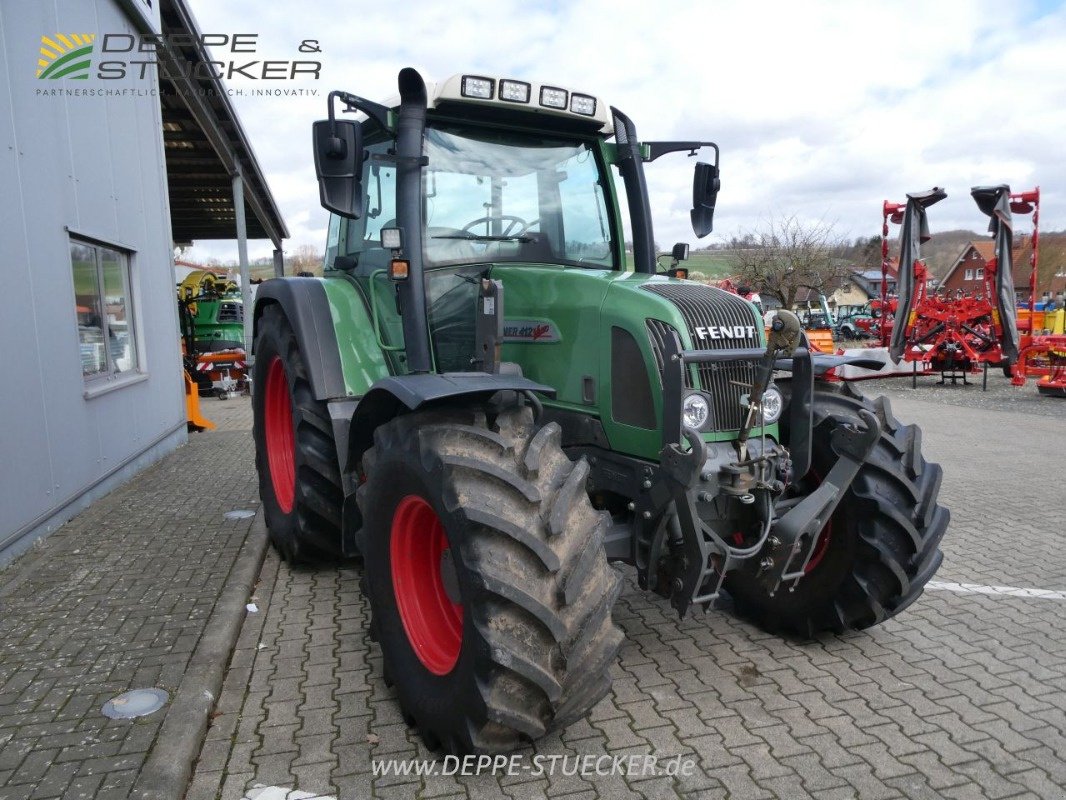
[37, 34, 96, 80]
[503, 319, 561, 343]
[694, 325, 757, 341]
[34, 33, 321, 85]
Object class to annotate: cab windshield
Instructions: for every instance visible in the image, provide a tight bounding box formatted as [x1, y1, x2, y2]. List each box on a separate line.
[422, 124, 616, 269]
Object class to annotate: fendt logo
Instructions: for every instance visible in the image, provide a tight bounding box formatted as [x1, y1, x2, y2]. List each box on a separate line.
[694, 325, 757, 341]
[37, 34, 96, 80]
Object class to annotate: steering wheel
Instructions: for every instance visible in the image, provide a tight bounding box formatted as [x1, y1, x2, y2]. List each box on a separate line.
[461, 215, 535, 237]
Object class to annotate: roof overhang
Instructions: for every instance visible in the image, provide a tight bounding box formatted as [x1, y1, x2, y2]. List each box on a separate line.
[155, 0, 288, 245]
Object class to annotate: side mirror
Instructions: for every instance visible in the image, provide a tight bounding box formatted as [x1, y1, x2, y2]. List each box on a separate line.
[312, 119, 364, 219]
[671, 242, 689, 262]
[690, 161, 720, 238]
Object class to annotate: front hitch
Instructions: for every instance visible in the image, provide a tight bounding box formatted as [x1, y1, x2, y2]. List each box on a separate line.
[654, 333, 818, 617]
[659, 427, 709, 615]
[758, 408, 882, 595]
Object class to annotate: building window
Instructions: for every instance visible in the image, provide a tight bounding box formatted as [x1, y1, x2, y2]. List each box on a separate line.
[976, 268, 984, 279]
[70, 238, 138, 380]
[964, 269, 974, 280]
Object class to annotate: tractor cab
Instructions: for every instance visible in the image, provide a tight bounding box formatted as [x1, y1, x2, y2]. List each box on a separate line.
[315, 71, 720, 383]
[323, 105, 624, 373]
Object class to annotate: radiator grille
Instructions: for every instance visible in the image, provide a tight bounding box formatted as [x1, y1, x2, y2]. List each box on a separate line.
[218, 302, 243, 323]
[643, 284, 760, 431]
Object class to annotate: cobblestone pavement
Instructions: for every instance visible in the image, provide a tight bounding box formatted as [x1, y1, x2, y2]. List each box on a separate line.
[833, 350, 1061, 420]
[0, 398, 259, 800]
[189, 391, 1066, 800]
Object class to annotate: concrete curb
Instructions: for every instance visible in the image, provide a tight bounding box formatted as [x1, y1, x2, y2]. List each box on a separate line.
[131, 510, 269, 800]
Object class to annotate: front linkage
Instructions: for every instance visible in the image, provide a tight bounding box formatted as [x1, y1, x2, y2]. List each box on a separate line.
[626, 313, 881, 616]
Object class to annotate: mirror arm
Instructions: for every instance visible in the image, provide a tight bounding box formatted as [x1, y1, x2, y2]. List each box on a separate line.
[329, 90, 394, 136]
[646, 141, 719, 163]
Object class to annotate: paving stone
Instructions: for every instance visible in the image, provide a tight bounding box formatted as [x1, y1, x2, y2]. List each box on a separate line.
[10, 383, 1066, 799]
[0, 403, 257, 799]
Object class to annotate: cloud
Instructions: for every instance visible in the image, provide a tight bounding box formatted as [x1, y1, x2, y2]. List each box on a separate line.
[184, 0, 1065, 263]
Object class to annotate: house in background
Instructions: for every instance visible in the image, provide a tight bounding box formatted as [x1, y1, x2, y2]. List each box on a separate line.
[942, 236, 1066, 302]
[831, 260, 900, 308]
[942, 241, 1011, 296]
[789, 261, 900, 315]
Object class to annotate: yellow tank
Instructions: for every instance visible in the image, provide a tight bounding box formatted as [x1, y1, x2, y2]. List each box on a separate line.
[1046, 307, 1065, 335]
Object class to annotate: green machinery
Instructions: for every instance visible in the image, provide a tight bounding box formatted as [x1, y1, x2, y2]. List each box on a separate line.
[177, 270, 245, 354]
[251, 69, 949, 753]
[177, 270, 247, 397]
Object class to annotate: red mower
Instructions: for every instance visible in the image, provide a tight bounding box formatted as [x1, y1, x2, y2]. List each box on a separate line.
[887, 186, 1025, 389]
[1000, 188, 1066, 397]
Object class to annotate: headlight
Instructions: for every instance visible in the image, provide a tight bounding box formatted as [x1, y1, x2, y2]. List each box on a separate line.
[682, 393, 710, 430]
[761, 387, 783, 424]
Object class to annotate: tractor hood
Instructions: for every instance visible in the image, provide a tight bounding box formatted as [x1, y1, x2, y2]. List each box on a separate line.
[606, 274, 765, 351]
[604, 274, 766, 435]
[486, 265, 770, 460]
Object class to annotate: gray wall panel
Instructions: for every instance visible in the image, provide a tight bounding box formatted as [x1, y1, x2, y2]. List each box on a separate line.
[1, 0, 187, 554]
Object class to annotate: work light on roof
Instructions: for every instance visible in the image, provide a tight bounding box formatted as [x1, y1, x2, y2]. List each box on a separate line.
[570, 93, 596, 116]
[539, 86, 567, 110]
[499, 79, 531, 103]
[461, 76, 494, 99]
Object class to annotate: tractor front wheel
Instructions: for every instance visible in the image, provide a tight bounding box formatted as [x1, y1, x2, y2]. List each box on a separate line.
[725, 382, 949, 636]
[252, 304, 344, 562]
[358, 404, 623, 753]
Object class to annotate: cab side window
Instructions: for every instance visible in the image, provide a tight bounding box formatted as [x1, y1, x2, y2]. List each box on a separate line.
[334, 142, 397, 275]
[323, 213, 341, 268]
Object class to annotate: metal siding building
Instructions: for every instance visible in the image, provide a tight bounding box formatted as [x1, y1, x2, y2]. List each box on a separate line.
[0, 0, 286, 563]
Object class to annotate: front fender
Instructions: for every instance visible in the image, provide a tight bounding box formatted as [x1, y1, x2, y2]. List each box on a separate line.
[347, 372, 556, 469]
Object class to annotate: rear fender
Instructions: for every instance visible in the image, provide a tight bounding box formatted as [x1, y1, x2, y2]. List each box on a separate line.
[253, 276, 391, 401]
[253, 278, 347, 400]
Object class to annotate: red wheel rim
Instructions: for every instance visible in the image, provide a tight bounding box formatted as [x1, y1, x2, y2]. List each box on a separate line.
[804, 467, 833, 573]
[264, 356, 295, 513]
[390, 495, 463, 675]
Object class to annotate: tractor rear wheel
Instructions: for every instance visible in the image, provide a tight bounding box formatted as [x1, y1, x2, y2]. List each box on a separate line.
[358, 404, 623, 753]
[252, 304, 344, 562]
[725, 382, 949, 636]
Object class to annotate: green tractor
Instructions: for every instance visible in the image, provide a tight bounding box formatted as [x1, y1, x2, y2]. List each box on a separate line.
[251, 69, 949, 753]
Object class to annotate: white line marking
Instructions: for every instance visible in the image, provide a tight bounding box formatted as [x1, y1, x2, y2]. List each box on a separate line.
[926, 580, 1066, 601]
[244, 787, 337, 800]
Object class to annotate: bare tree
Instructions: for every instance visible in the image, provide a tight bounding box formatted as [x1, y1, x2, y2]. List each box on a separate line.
[289, 243, 324, 276]
[729, 215, 852, 309]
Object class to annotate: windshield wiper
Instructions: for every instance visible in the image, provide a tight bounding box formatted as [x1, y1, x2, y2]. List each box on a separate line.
[432, 232, 532, 243]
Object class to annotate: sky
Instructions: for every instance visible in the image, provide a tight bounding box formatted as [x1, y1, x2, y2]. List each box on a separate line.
[182, 0, 1066, 265]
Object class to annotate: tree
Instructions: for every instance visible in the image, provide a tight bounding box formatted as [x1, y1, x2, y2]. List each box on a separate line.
[289, 243, 324, 276]
[729, 216, 853, 309]
[852, 235, 882, 272]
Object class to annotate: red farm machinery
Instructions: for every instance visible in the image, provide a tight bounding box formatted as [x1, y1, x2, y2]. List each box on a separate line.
[882, 186, 1064, 393]
[999, 190, 1066, 396]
